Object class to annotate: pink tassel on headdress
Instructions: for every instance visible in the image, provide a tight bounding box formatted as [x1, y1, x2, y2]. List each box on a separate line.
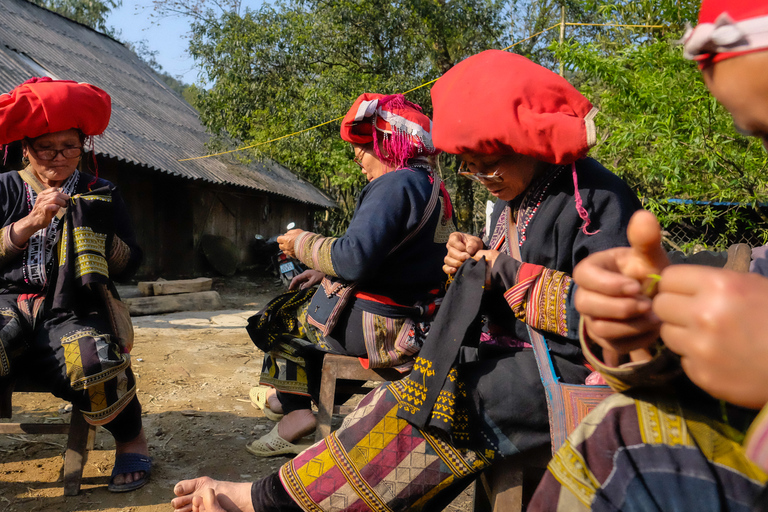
[371, 94, 425, 171]
[2, 145, 7, 166]
[572, 162, 599, 235]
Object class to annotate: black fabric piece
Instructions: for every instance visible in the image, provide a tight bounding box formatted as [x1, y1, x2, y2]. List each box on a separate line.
[397, 258, 486, 431]
[246, 288, 315, 353]
[275, 390, 312, 413]
[752, 483, 768, 512]
[102, 396, 143, 442]
[251, 473, 302, 512]
[0, 172, 142, 293]
[272, 305, 367, 412]
[50, 186, 113, 312]
[460, 345, 590, 455]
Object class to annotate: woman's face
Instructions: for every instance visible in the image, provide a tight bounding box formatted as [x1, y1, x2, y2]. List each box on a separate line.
[703, 51, 768, 152]
[459, 152, 544, 201]
[23, 129, 83, 188]
[353, 144, 390, 182]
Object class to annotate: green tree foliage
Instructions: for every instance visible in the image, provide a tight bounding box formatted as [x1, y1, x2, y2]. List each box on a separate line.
[156, 0, 506, 233]
[553, 1, 768, 248]
[28, 0, 121, 35]
[155, 0, 766, 245]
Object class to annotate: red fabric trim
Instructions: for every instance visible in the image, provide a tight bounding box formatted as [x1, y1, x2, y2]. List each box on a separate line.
[354, 291, 407, 307]
[516, 262, 545, 284]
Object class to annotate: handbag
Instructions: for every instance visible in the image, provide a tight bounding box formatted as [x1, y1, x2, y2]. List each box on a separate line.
[528, 325, 613, 453]
[510, 206, 612, 453]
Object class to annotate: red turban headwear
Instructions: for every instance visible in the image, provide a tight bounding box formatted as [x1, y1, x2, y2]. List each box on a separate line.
[341, 93, 439, 171]
[683, 0, 768, 67]
[0, 78, 111, 145]
[430, 50, 598, 165]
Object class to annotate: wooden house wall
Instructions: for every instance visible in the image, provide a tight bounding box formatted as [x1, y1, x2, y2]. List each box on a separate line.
[97, 157, 316, 280]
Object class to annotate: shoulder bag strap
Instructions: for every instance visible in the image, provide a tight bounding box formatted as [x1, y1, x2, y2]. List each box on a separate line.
[387, 170, 442, 256]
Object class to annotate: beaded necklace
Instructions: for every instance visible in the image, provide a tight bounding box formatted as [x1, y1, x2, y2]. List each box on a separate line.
[487, 164, 563, 255]
[515, 164, 564, 247]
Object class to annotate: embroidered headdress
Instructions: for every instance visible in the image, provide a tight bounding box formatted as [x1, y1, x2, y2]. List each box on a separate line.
[430, 50, 598, 165]
[341, 93, 439, 171]
[683, 0, 768, 67]
[0, 77, 111, 145]
[431, 50, 599, 234]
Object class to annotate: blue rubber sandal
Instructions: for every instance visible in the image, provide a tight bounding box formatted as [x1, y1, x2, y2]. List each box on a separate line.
[108, 453, 152, 493]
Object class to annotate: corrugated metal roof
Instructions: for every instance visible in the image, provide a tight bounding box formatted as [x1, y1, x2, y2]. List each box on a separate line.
[0, 0, 336, 208]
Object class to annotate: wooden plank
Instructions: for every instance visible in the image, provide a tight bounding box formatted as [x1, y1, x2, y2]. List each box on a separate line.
[0, 423, 71, 434]
[136, 277, 212, 296]
[153, 277, 213, 296]
[137, 281, 155, 296]
[124, 291, 223, 316]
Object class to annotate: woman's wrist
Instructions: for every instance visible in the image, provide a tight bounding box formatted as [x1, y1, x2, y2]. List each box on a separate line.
[8, 220, 34, 249]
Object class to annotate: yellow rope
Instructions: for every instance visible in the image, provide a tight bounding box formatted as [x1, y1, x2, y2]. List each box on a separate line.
[565, 22, 665, 28]
[179, 21, 667, 162]
[178, 116, 344, 161]
[500, 22, 562, 52]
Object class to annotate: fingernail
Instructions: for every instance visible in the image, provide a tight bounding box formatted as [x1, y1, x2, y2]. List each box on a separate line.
[621, 281, 641, 295]
[636, 299, 651, 312]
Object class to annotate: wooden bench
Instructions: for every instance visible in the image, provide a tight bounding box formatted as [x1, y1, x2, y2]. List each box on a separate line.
[314, 353, 409, 442]
[0, 377, 96, 496]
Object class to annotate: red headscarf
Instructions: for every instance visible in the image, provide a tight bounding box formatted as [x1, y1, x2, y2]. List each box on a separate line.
[430, 50, 598, 165]
[341, 92, 451, 220]
[0, 77, 111, 145]
[341, 93, 439, 171]
[683, 0, 768, 67]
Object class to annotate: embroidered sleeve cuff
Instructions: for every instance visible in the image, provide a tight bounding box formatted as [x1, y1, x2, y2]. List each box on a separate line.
[503, 262, 572, 337]
[294, 231, 339, 277]
[745, 403, 768, 472]
[0, 224, 27, 266]
[107, 235, 132, 276]
[580, 316, 683, 393]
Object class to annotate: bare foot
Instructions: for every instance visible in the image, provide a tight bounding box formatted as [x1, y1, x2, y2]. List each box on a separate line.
[265, 389, 283, 414]
[276, 409, 316, 443]
[112, 427, 150, 486]
[172, 477, 254, 512]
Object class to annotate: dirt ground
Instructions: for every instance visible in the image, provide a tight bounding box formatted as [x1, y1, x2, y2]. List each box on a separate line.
[0, 272, 474, 512]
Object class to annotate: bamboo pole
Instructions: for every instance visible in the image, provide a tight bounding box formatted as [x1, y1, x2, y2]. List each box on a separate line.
[559, 5, 566, 76]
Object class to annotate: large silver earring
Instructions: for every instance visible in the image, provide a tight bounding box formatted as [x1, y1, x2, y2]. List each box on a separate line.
[21, 155, 29, 166]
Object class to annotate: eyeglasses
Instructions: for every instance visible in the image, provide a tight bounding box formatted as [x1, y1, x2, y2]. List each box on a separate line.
[458, 161, 503, 183]
[353, 151, 364, 170]
[30, 146, 83, 161]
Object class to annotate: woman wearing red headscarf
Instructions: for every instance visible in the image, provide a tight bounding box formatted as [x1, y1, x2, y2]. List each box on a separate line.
[172, 51, 643, 512]
[0, 78, 149, 492]
[530, 1, 768, 510]
[244, 93, 454, 456]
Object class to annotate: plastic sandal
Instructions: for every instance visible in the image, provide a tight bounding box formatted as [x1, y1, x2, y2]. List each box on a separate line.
[245, 425, 312, 458]
[108, 452, 152, 493]
[249, 386, 284, 422]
